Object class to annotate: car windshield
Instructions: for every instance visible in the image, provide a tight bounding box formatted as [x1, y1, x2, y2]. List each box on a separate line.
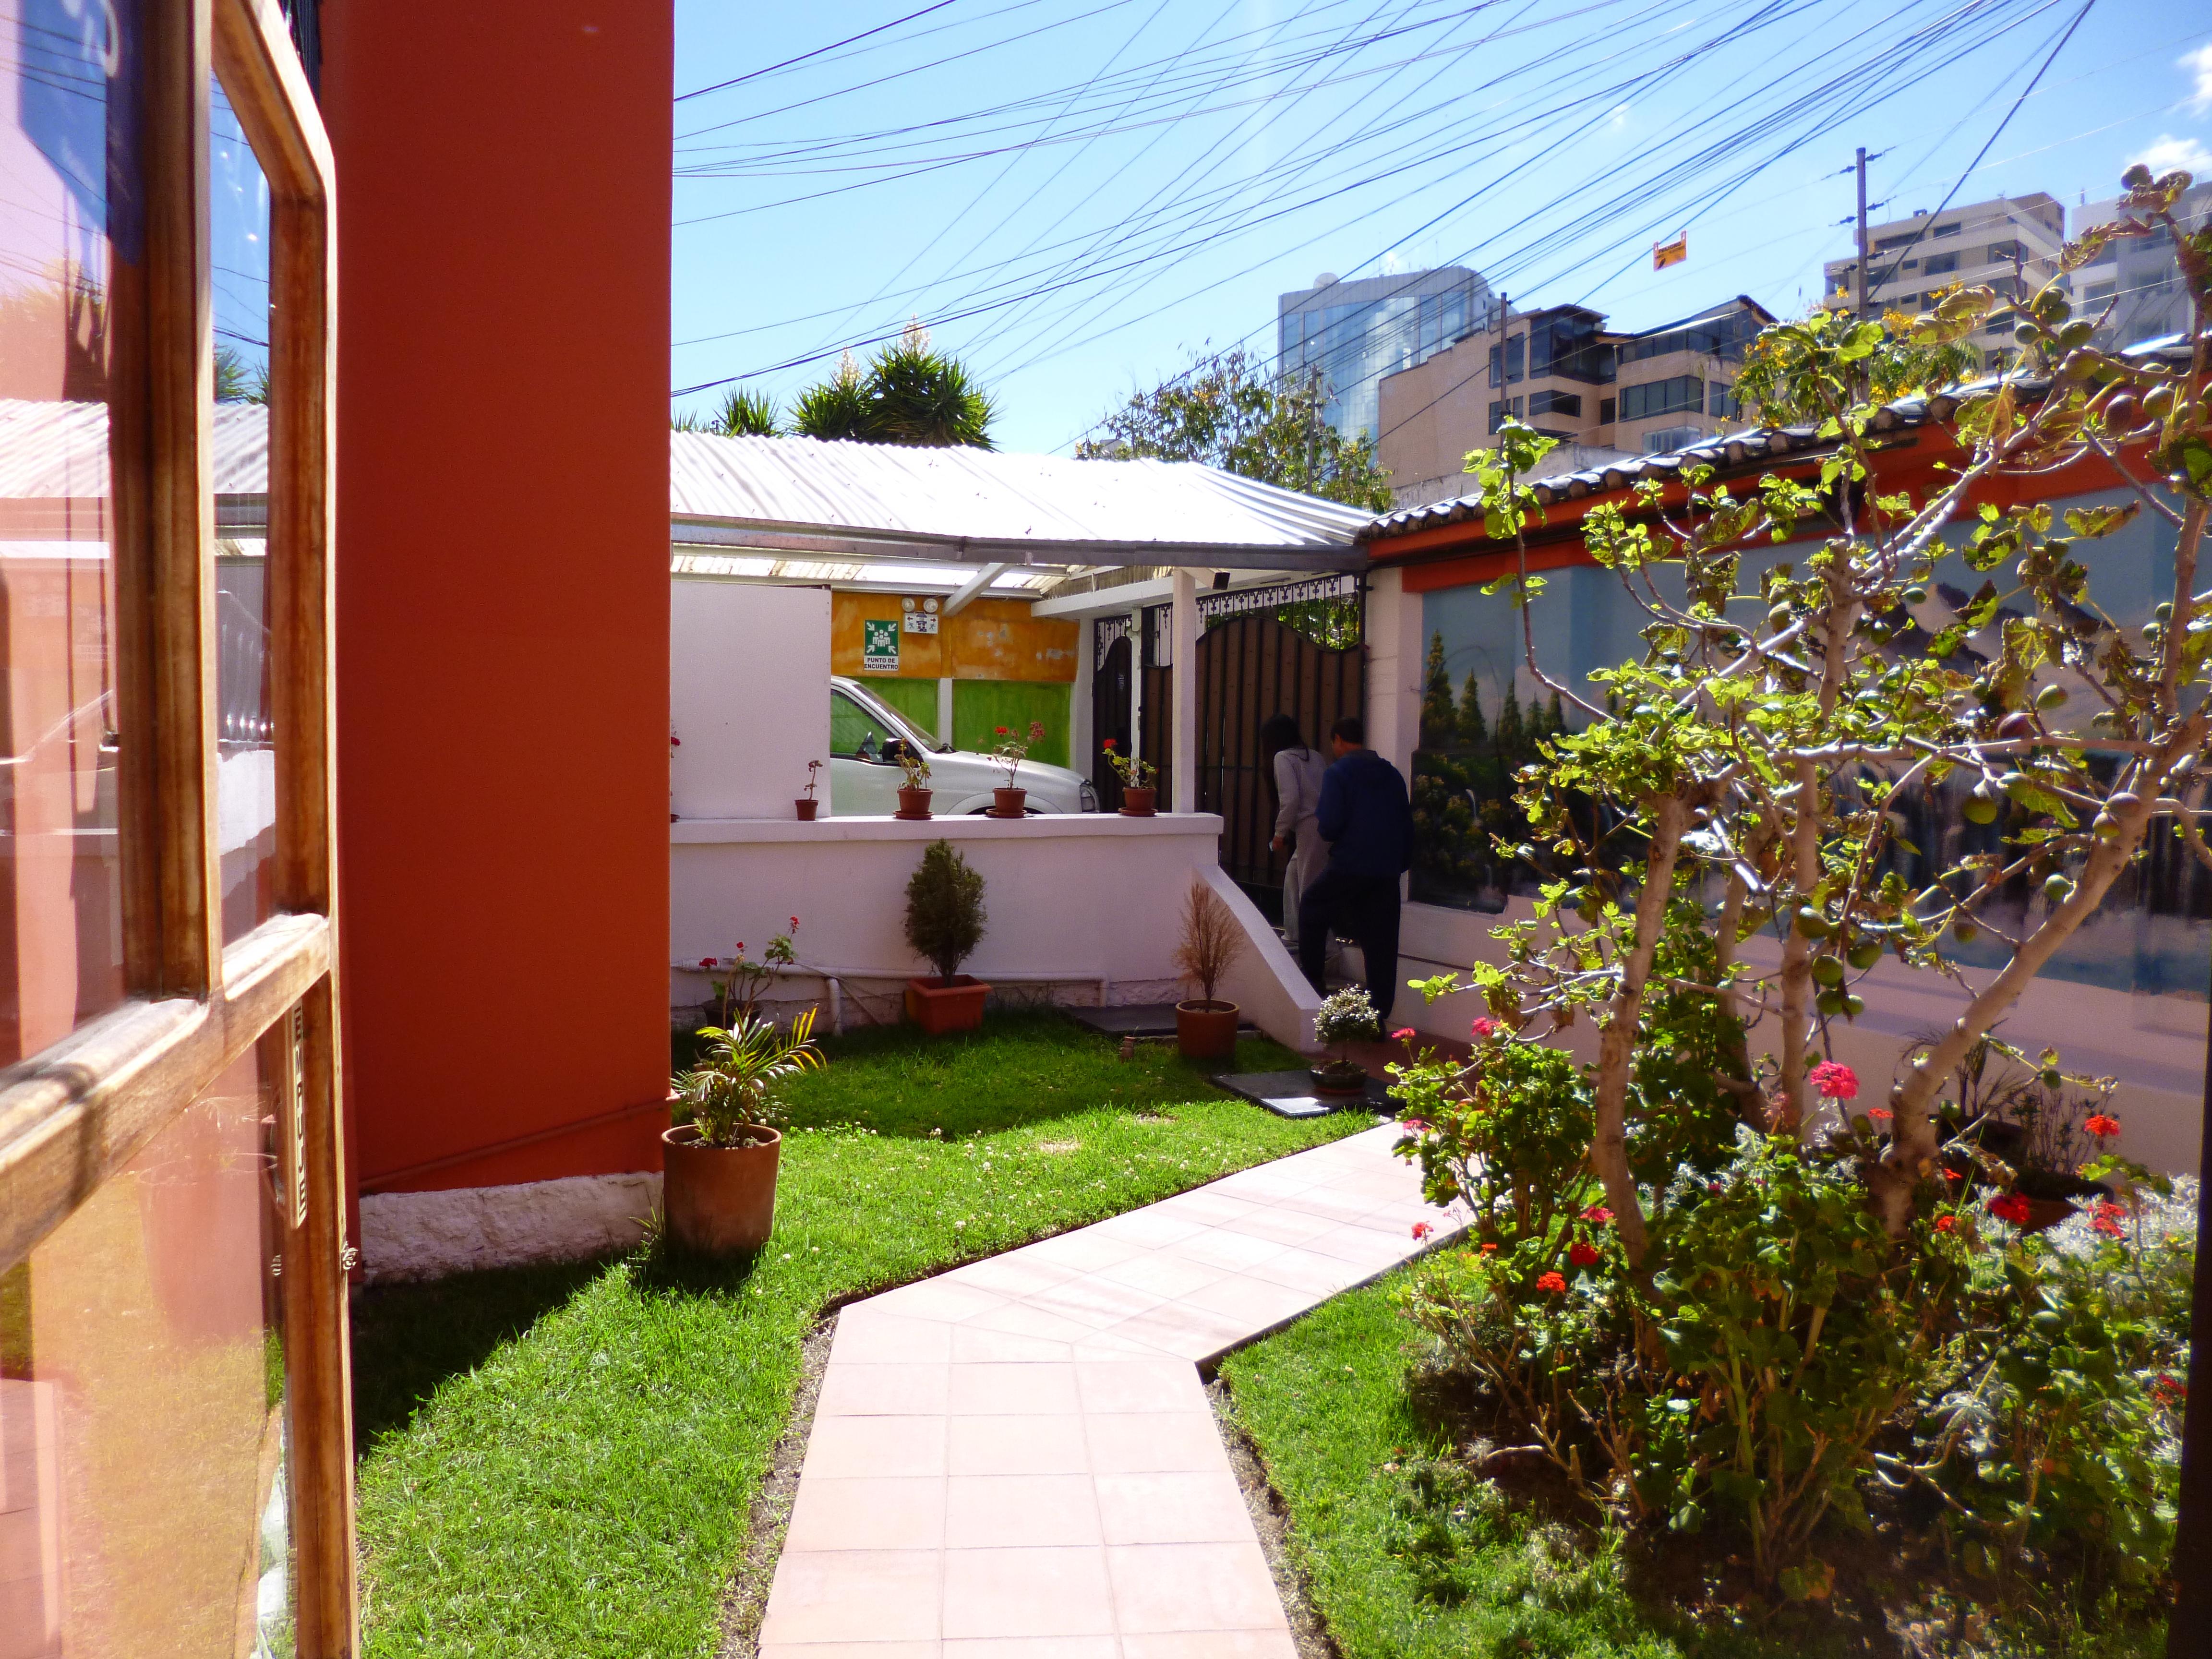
[836, 684, 951, 754]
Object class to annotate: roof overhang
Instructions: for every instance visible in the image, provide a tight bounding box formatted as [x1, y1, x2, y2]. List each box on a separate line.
[667, 514, 1363, 574]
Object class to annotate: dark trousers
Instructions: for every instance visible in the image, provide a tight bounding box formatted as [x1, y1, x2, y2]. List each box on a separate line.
[1298, 867, 1402, 1023]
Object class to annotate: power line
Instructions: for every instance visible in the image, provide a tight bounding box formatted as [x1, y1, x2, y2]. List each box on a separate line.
[675, 0, 967, 104]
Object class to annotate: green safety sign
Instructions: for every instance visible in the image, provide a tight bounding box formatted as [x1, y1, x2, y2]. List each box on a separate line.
[862, 617, 901, 672]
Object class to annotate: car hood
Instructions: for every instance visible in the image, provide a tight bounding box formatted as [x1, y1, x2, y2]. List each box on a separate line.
[938, 751, 1087, 789]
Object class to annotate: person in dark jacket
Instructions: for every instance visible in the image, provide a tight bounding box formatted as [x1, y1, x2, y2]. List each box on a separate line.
[1299, 714, 1414, 1020]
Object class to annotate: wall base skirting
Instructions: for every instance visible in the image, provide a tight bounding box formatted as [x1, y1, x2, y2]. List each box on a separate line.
[359, 1171, 663, 1284]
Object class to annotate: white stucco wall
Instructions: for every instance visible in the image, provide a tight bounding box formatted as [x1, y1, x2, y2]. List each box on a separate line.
[1389, 896, 2209, 1177]
[671, 579, 831, 819]
[669, 812, 1319, 1048]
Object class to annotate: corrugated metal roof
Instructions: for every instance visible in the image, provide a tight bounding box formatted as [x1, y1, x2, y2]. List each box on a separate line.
[669, 433, 1371, 565]
[2, 402, 1368, 568]
[1364, 334, 2199, 545]
[0, 397, 268, 498]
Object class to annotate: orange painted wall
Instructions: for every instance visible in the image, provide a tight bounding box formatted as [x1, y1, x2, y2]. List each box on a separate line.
[322, 2, 673, 1193]
[829, 594, 1079, 682]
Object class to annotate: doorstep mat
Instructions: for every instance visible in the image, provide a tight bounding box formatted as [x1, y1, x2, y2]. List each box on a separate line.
[1066, 1004, 1260, 1039]
[1213, 1069, 1396, 1118]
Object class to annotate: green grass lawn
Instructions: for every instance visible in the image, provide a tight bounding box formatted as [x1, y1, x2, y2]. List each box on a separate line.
[1220, 1276, 2166, 1659]
[352, 1012, 1363, 1658]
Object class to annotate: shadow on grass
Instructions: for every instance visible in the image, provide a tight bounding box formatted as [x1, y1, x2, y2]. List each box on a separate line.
[350, 1258, 608, 1455]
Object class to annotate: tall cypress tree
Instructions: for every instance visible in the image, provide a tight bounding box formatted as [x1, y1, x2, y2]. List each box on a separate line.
[1547, 690, 1567, 740]
[1497, 681, 1525, 762]
[1420, 631, 1454, 750]
[1458, 672, 1487, 749]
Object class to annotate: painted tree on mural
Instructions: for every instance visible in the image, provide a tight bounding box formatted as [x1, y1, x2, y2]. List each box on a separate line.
[1076, 345, 1395, 511]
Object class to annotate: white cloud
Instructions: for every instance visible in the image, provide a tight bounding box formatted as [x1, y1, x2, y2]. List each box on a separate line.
[2131, 133, 2212, 178]
[2186, 42, 2212, 115]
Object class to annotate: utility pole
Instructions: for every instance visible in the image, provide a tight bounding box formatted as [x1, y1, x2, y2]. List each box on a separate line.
[1855, 146, 1871, 321]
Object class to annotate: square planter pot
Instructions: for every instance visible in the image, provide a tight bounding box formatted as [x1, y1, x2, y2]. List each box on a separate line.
[906, 974, 989, 1034]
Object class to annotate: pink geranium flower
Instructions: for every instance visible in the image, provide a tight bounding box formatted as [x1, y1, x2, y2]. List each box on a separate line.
[1580, 1205, 1613, 1225]
[1809, 1060, 1859, 1101]
[1471, 1017, 1498, 1039]
[1392, 1027, 1416, 1040]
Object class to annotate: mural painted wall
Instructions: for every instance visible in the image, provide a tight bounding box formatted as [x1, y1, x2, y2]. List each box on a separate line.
[830, 593, 1079, 767]
[1407, 481, 2208, 1003]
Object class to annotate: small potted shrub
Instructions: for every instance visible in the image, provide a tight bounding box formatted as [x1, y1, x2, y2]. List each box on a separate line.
[895, 749, 933, 819]
[1102, 738, 1156, 816]
[903, 838, 989, 1033]
[665, 1009, 824, 1255]
[987, 721, 1046, 817]
[1310, 986, 1377, 1096]
[1171, 877, 1244, 1060]
[795, 758, 824, 821]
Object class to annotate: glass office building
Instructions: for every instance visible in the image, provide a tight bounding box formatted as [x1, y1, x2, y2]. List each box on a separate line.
[1277, 266, 1491, 445]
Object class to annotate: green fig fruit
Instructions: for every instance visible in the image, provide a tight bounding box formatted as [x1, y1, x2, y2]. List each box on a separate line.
[2044, 874, 2074, 906]
[1813, 955, 1845, 987]
[1848, 941, 1884, 970]
[1794, 907, 1833, 939]
[2034, 684, 2067, 710]
[1816, 988, 1844, 1016]
[1962, 790, 1999, 826]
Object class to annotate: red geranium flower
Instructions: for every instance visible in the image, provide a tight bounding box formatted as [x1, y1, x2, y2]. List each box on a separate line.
[995, 726, 1010, 735]
[1411, 1221, 1434, 1241]
[1987, 1191, 2034, 1226]
[1868, 1106, 1894, 1121]
[2084, 1112, 2122, 1140]
[2092, 1214, 2124, 1238]
[1809, 1060, 1859, 1100]
[700, 957, 718, 969]
[790, 915, 800, 930]
[1480, 1242, 1498, 1254]
[1569, 1240, 1601, 1267]
[2154, 1374, 2188, 1407]
[1934, 1214, 1959, 1233]
[1471, 1017, 1498, 1039]
[1580, 1205, 1614, 1225]
[1392, 1027, 1416, 1040]
[1535, 1271, 1568, 1294]
[1103, 737, 1117, 749]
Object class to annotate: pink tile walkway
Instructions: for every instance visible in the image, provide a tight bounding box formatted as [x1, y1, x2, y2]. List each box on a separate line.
[758, 1122, 1462, 1659]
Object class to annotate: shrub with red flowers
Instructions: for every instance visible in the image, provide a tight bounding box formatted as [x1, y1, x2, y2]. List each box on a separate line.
[988, 720, 1049, 789]
[1911, 1173, 2194, 1597]
[1099, 735, 1155, 789]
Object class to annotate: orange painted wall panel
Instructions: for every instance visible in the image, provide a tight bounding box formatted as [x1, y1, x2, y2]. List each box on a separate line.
[322, 1, 673, 1193]
[830, 592, 1077, 682]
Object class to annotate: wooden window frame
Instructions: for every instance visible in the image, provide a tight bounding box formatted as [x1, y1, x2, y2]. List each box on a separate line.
[0, 0, 353, 1650]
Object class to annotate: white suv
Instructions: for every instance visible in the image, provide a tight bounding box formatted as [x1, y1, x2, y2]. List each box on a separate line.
[829, 676, 1097, 817]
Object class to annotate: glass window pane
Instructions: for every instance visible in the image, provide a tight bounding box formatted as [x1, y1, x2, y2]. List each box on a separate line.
[211, 77, 276, 941]
[0, 1042, 293, 1656]
[0, 0, 136, 1061]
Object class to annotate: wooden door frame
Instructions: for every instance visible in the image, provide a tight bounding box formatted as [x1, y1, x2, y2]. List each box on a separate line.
[0, 0, 354, 1650]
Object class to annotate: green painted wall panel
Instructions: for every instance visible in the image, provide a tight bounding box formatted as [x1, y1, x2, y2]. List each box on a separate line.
[867, 676, 939, 737]
[952, 680, 1072, 768]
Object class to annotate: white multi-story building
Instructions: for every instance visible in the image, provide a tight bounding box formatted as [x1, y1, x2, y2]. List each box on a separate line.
[1821, 193, 2067, 369]
[2073, 180, 2212, 350]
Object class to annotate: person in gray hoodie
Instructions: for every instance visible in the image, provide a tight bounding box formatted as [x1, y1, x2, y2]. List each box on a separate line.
[1262, 713, 1329, 950]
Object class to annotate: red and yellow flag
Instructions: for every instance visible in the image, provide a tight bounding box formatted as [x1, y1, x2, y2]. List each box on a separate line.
[1652, 231, 1688, 270]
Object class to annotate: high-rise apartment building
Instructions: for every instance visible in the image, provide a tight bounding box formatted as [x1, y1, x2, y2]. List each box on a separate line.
[1276, 266, 1492, 445]
[1376, 295, 1773, 508]
[1820, 193, 2066, 368]
[2074, 180, 2212, 350]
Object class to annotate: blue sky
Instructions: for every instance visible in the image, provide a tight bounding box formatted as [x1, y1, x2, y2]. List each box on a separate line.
[671, 0, 2211, 455]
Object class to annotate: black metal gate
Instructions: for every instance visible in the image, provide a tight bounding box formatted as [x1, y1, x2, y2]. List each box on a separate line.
[1195, 575, 1364, 920]
[1090, 621, 1134, 809]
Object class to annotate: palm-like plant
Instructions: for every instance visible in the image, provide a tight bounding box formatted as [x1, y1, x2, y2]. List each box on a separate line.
[674, 1009, 825, 1148]
[673, 385, 782, 436]
[791, 351, 876, 441]
[788, 325, 996, 448]
[867, 328, 995, 449]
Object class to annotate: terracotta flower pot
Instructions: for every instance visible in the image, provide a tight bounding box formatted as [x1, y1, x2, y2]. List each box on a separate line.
[661, 1122, 781, 1256]
[1118, 786, 1157, 817]
[895, 786, 934, 820]
[1176, 999, 1239, 1061]
[990, 787, 1028, 818]
[906, 974, 989, 1034]
[795, 797, 819, 821]
[1308, 1061, 1369, 1097]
